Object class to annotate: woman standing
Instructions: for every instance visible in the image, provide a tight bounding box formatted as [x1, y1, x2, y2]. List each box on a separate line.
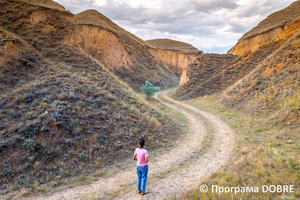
[133, 139, 149, 195]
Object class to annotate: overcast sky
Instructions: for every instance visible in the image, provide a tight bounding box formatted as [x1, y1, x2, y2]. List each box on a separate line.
[55, 0, 295, 53]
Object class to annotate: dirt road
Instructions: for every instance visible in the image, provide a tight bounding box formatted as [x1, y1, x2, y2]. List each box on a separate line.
[26, 89, 235, 200]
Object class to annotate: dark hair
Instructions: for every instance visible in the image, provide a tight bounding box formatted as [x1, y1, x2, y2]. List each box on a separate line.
[139, 139, 145, 148]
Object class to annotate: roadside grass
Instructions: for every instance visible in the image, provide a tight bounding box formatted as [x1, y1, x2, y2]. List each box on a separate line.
[179, 94, 300, 199]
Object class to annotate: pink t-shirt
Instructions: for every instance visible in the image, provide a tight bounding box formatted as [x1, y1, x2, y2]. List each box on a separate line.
[134, 148, 148, 166]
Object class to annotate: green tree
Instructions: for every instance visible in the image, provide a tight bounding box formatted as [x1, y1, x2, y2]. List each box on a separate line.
[141, 81, 160, 99]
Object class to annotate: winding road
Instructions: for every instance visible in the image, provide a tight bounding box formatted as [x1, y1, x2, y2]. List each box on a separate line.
[25, 89, 235, 200]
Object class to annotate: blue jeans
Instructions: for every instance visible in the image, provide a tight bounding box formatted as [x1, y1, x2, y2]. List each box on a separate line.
[136, 165, 148, 192]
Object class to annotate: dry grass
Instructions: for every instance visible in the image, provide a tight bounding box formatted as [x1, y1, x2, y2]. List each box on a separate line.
[146, 38, 200, 54]
[0, 0, 65, 11]
[179, 94, 300, 200]
[224, 30, 300, 127]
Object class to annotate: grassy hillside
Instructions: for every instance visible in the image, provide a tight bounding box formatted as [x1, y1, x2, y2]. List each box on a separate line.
[175, 39, 282, 100]
[146, 38, 200, 54]
[0, 0, 184, 195]
[223, 31, 300, 127]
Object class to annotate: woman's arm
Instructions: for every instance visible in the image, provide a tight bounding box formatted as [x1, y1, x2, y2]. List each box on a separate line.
[145, 156, 148, 163]
[133, 155, 137, 160]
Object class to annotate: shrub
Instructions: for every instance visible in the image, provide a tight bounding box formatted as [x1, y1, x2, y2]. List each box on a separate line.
[22, 139, 35, 149]
[141, 81, 160, 99]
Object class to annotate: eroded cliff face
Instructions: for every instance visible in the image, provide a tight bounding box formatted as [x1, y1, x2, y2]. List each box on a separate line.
[148, 48, 198, 76]
[146, 38, 201, 76]
[279, 16, 300, 39]
[228, 0, 300, 55]
[79, 25, 133, 69]
[75, 10, 179, 91]
[229, 27, 282, 55]
[179, 67, 190, 87]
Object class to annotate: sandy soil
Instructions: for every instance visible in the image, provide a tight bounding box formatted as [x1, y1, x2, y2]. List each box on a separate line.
[22, 89, 235, 200]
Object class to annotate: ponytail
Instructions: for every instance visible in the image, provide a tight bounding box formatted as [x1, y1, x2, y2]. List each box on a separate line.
[139, 139, 145, 148]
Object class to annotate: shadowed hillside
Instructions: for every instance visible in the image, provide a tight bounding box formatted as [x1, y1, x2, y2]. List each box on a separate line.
[0, 0, 184, 194]
[147, 39, 202, 76]
[75, 10, 179, 91]
[176, 40, 282, 99]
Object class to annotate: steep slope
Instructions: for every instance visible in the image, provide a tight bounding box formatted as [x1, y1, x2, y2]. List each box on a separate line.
[0, 0, 83, 93]
[147, 39, 202, 76]
[228, 0, 300, 55]
[176, 53, 238, 99]
[223, 29, 300, 126]
[0, 0, 183, 194]
[176, 38, 282, 100]
[75, 10, 179, 91]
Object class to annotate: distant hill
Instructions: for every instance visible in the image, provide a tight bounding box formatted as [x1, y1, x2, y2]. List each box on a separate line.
[146, 39, 202, 76]
[147, 38, 200, 54]
[75, 10, 179, 91]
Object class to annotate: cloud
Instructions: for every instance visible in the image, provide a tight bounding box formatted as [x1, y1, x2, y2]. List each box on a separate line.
[55, 0, 296, 53]
[187, 0, 240, 13]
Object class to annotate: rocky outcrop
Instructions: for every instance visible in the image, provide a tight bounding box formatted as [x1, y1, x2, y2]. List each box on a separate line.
[75, 10, 179, 91]
[147, 39, 201, 76]
[228, 0, 300, 55]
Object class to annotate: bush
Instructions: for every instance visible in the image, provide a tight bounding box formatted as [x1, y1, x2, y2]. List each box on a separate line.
[141, 81, 160, 99]
[22, 139, 35, 149]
